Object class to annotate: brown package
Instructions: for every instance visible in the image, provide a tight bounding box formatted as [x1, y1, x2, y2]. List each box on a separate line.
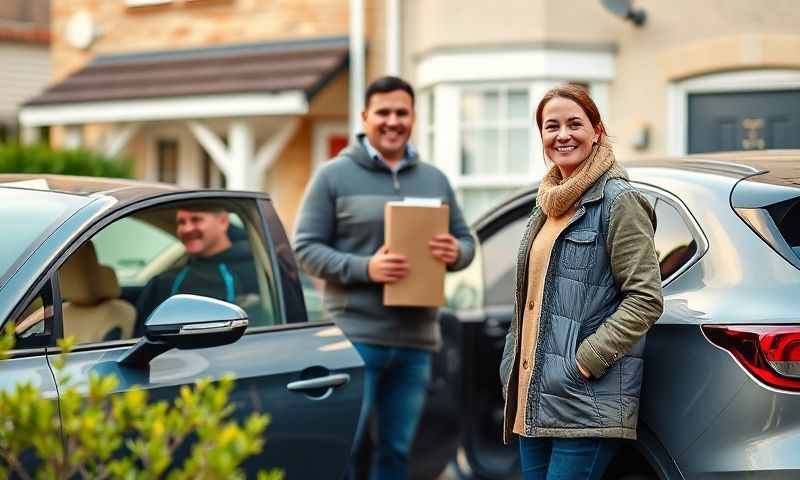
[383, 201, 449, 307]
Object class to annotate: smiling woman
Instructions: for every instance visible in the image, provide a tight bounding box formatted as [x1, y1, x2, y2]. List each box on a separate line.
[500, 85, 664, 480]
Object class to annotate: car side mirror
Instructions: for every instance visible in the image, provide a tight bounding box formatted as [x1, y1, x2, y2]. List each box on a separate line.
[119, 294, 248, 369]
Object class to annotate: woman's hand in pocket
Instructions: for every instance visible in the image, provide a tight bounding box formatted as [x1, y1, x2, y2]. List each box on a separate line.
[576, 360, 591, 379]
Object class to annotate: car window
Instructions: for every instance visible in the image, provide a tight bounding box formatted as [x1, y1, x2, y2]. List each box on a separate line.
[93, 217, 180, 287]
[0, 189, 87, 288]
[56, 198, 282, 346]
[640, 190, 700, 281]
[482, 214, 529, 308]
[300, 272, 324, 322]
[652, 198, 698, 280]
[11, 281, 55, 350]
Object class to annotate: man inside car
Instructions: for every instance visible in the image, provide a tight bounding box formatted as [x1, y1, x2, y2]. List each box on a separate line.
[134, 205, 259, 335]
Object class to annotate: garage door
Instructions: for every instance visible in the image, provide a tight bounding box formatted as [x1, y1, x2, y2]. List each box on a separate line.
[688, 90, 800, 153]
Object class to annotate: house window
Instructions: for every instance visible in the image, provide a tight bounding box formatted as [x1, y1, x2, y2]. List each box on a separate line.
[458, 87, 532, 221]
[202, 150, 226, 189]
[156, 139, 178, 184]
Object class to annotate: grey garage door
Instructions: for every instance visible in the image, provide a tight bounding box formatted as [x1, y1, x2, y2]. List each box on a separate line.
[688, 90, 800, 154]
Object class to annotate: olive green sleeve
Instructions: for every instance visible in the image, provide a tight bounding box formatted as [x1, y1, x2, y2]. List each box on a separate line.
[576, 190, 664, 379]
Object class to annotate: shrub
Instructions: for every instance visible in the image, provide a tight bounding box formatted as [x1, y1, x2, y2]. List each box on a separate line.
[0, 325, 282, 480]
[0, 142, 132, 178]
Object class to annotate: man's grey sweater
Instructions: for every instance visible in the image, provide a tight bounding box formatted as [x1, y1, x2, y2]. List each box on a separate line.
[293, 135, 475, 351]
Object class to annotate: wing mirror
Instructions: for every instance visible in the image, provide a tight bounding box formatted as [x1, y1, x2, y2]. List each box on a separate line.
[119, 294, 248, 369]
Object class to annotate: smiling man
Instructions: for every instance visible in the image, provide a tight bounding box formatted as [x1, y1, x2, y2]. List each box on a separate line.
[134, 206, 259, 335]
[293, 76, 475, 480]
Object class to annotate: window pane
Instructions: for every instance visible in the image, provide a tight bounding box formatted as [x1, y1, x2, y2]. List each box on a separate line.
[157, 139, 178, 184]
[93, 217, 180, 287]
[508, 90, 530, 120]
[483, 214, 529, 307]
[653, 199, 698, 280]
[507, 127, 530, 174]
[462, 91, 499, 123]
[13, 282, 55, 349]
[461, 129, 500, 175]
[461, 187, 517, 223]
[0, 189, 87, 285]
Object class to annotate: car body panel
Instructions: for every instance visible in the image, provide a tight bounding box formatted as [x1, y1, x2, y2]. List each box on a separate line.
[53, 324, 363, 478]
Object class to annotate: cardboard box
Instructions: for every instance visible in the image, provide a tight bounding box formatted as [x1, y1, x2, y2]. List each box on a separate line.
[383, 199, 449, 307]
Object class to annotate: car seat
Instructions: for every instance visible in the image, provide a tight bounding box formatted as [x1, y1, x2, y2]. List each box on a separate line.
[59, 241, 137, 344]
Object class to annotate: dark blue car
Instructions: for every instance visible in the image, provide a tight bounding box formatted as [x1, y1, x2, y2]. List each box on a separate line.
[0, 175, 364, 478]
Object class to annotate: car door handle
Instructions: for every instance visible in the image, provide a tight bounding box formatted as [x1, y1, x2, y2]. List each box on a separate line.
[286, 373, 350, 392]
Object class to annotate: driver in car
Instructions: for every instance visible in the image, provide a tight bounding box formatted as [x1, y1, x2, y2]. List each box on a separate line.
[134, 205, 260, 336]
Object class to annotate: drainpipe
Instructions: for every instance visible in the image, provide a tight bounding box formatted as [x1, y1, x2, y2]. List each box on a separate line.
[349, 0, 365, 141]
[385, 0, 400, 76]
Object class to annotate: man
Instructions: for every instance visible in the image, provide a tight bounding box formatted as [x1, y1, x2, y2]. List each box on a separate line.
[293, 76, 475, 479]
[135, 206, 259, 334]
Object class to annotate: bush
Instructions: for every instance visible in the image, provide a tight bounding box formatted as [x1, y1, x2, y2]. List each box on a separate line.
[0, 325, 282, 480]
[0, 142, 132, 178]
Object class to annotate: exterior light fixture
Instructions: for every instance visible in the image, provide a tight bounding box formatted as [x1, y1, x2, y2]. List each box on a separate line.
[601, 0, 647, 26]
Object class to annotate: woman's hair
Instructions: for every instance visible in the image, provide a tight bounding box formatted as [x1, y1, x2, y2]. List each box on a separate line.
[535, 85, 607, 136]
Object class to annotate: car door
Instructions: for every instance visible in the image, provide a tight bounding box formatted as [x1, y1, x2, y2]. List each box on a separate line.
[45, 193, 364, 479]
[0, 280, 60, 473]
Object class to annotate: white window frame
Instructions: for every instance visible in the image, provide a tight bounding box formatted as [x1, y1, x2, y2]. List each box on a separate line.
[667, 69, 800, 156]
[125, 0, 171, 6]
[416, 45, 614, 220]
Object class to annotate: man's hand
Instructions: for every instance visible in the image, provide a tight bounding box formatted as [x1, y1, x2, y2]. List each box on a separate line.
[429, 234, 460, 266]
[368, 245, 410, 283]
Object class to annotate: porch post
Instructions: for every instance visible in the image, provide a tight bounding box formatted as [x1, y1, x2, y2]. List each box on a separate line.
[228, 120, 255, 190]
[103, 123, 140, 158]
[349, 0, 365, 140]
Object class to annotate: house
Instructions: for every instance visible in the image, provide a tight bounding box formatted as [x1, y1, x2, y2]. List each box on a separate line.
[20, 0, 393, 230]
[20, 0, 800, 225]
[0, 0, 50, 143]
[402, 0, 800, 220]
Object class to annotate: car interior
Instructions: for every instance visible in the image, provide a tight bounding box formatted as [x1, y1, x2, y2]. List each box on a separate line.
[59, 241, 136, 344]
[21, 199, 283, 347]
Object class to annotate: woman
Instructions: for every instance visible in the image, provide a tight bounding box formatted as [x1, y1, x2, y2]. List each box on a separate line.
[499, 85, 664, 480]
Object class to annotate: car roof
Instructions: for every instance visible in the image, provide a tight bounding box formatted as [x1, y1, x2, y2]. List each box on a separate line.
[626, 149, 800, 187]
[0, 174, 187, 204]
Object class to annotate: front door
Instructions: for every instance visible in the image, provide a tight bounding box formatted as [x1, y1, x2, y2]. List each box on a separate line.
[688, 89, 800, 153]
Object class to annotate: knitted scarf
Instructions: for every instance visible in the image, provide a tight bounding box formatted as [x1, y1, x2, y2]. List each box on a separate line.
[536, 138, 627, 217]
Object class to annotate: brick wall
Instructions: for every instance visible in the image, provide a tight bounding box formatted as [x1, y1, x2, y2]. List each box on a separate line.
[52, 0, 353, 81]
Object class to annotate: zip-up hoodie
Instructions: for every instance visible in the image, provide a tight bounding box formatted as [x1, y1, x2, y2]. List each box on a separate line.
[293, 134, 475, 351]
[134, 241, 259, 335]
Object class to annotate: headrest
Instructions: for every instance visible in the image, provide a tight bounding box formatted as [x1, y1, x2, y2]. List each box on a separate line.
[59, 242, 121, 305]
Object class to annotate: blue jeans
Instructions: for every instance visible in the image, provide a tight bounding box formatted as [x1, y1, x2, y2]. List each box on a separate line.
[351, 342, 432, 480]
[518, 436, 619, 480]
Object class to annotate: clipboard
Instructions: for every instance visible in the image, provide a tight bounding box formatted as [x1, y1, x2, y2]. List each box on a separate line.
[383, 198, 449, 307]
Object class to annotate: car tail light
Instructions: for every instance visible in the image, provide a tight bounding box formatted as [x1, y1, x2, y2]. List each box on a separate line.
[702, 325, 800, 392]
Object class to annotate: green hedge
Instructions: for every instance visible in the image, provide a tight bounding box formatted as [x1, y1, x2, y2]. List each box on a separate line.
[0, 142, 133, 178]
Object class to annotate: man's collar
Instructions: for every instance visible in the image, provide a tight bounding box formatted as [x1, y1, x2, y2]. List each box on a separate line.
[361, 136, 417, 170]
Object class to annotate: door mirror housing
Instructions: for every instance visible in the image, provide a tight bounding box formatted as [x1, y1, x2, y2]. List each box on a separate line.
[119, 294, 248, 368]
[145, 294, 248, 348]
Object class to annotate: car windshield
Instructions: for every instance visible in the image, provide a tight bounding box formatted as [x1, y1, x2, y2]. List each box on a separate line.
[0, 188, 88, 286]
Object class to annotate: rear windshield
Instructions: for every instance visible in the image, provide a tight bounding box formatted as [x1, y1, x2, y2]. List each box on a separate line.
[0, 189, 87, 285]
[767, 197, 800, 260]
